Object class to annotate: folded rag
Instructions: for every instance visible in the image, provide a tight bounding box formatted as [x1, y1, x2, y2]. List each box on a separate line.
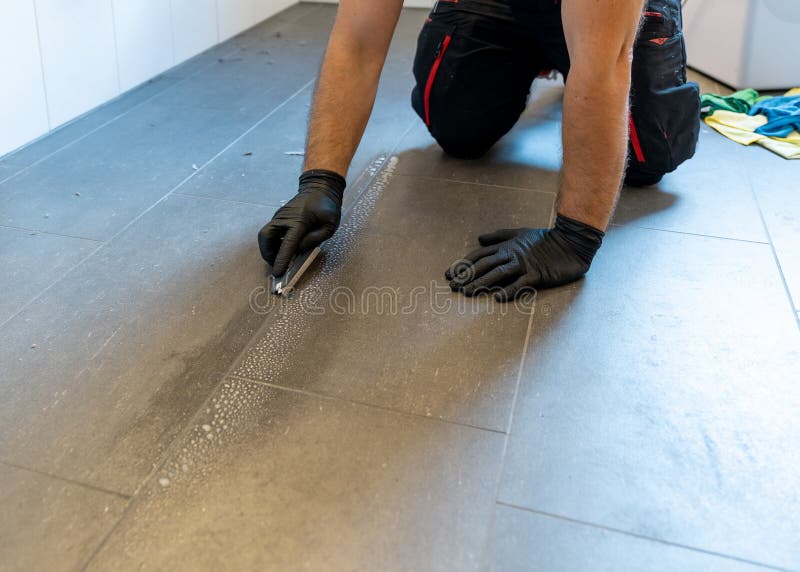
[750, 93, 800, 138]
[705, 110, 800, 160]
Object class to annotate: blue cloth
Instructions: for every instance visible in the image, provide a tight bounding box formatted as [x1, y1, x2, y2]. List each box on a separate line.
[749, 96, 800, 138]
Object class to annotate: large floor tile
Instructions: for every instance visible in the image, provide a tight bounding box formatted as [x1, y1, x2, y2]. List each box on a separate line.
[0, 7, 344, 241]
[86, 378, 504, 572]
[0, 98, 266, 240]
[177, 73, 418, 207]
[498, 225, 800, 569]
[0, 195, 274, 494]
[0, 463, 127, 572]
[0, 161, 24, 181]
[153, 5, 336, 119]
[0, 74, 182, 175]
[234, 174, 553, 431]
[176, 8, 425, 206]
[0, 227, 97, 325]
[175, 84, 313, 206]
[613, 125, 769, 243]
[745, 147, 800, 310]
[486, 505, 768, 572]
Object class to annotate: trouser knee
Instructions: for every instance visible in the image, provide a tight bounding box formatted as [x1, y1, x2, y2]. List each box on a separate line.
[431, 126, 497, 159]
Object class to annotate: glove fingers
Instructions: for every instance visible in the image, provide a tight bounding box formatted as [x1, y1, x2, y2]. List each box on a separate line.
[449, 253, 510, 289]
[272, 224, 306, 277]
[463, 244, 500, 263]
[258, 221, 287, 264]
[297, 225, 334, 253]
[461, 261, 523, 297]
[494, 274, 539, 302]
[478, 228, 521, 246]
[445, 245, 499, 281]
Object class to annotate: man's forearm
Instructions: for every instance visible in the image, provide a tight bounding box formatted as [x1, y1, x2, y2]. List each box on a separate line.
[559, 0, 644, 231]
[558, 63, 632, 230]
[303, 1, 403, 176]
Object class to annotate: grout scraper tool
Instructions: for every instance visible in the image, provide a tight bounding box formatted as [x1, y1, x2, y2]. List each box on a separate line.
[271, 246, 322, 296]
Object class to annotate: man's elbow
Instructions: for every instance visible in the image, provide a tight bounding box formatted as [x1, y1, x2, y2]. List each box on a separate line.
[569, 40, 635, 87]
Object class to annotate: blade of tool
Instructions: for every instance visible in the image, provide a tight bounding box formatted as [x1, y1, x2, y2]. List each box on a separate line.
[271, 246, 322, 296]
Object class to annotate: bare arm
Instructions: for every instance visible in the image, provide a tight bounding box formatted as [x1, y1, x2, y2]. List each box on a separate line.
[446, 0, 645, 299]
[303, 0, 405, 176]
[257, 0, 403, 275]
[558, 0, 644, 230]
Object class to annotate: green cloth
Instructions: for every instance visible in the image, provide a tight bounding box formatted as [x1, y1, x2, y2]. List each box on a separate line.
[700, 88, 762, 118]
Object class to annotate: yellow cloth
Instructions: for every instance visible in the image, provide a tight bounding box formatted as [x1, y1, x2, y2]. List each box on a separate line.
[705, 110, 800, 160]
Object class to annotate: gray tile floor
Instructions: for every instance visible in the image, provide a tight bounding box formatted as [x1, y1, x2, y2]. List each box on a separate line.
[1, 4, 798, 571]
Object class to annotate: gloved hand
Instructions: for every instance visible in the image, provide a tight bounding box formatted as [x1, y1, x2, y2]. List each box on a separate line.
[258, 169, 346, 276]
[445, 214, 605, 301]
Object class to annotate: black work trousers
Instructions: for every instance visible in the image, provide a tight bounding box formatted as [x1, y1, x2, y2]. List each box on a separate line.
[410, 0, 701, 184]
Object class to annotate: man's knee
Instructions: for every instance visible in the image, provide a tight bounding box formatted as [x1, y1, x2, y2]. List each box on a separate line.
[431, 125, 497, 159]
[411, 86, 501, 159]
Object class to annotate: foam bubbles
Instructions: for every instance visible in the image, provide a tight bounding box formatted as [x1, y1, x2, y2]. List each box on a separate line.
[155, 157, 399, 493]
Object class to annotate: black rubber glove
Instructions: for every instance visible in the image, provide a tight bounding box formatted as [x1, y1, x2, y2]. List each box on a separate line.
[258, 169, 346, 276]
[445, 214, 605, 301]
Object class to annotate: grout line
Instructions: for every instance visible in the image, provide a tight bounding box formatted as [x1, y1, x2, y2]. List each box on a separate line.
[0, 42, 244, 187]
[607, 222, 771, 245]
[0, 459, 131, 501]
[172, 190, 285, 208]
[214, 0, 220, 43]
[0, 78, 314, 333]
[108, 0, 122, 93]
[78, 79, 408, 572]
[742, 172, 800, 332]
[167, 0, 177, 69]
[79, 114, 424, 572]
[231, 375, 507, 435]
[30, 0, 52, 131]
[396, 173, 558, 197]
[479, 300, 537, 567]
[77, 23, 413, 565]
[0, 224, 102, 243]
[494, 501, 791, 572]
[0, 1, 323, 177]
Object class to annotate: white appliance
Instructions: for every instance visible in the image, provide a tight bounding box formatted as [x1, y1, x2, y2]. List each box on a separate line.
[683, 0, 800, 90]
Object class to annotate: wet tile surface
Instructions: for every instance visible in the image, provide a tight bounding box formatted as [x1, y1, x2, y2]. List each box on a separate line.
[0, 227, 97, 325]
[87, 378, 504, 572]
[0, 463, 127, 572]
[0, 194, 273, 494]
[234, 174, 553, 431]
[498, 225, 800, 570]
[2, 3, 799, 571]
[487, 505, 768, 572]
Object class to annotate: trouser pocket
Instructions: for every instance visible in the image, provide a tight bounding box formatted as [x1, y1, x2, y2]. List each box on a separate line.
[638, 0, 682, 41]
[628, 0, 698, 175]
[629, 82, 701, 173]
[411, 20, 456, 126]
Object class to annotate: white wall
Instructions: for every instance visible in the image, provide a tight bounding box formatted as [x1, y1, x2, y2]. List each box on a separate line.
[311, 0, 434, 6]
[0, 0, 296, 158]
